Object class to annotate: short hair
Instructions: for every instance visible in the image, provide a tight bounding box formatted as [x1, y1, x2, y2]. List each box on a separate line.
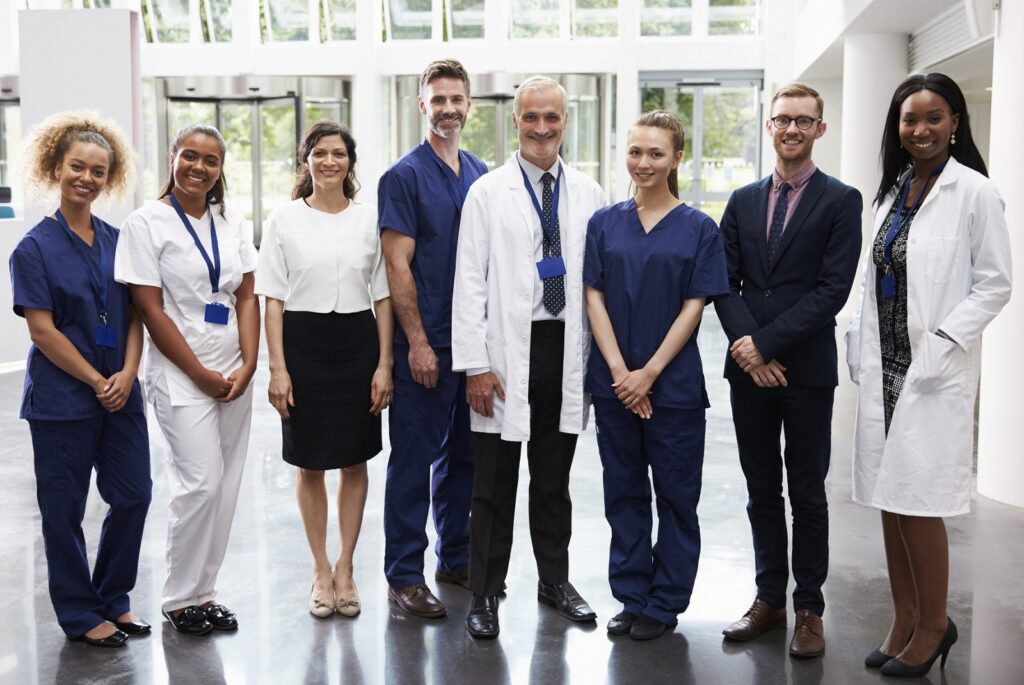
[22, 110, 135, 200]
[513, 76, 568, 116]
[770, 82, 824, 118]
[419, 59, 471, 97]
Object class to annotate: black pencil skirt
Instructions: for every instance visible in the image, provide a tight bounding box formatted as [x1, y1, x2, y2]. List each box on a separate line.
[281, 309, 382, 470]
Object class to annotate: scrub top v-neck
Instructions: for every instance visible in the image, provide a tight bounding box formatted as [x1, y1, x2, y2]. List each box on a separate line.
[583, 198, 729, 409]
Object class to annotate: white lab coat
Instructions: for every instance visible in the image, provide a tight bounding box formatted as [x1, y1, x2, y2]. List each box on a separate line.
[452, 156, 606, 442]
[846, 157, 1012, 516]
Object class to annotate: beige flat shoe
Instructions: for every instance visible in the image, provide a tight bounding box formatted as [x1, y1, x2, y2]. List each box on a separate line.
[335, 583, 361, 618]
[309, 583, 334, 619]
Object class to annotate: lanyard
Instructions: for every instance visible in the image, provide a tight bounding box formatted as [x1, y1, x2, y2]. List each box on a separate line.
[518, 161, 563, 242]
[883, 159, 947, 268]
[169, 194, 221, 294]
[426, 146, 472, 211]
[54, 209, 109, 323]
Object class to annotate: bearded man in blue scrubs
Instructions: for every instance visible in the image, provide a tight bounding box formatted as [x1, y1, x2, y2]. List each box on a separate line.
[379, 58, 489, 617]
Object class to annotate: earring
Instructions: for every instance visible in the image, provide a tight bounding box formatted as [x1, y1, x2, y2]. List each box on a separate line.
[950, 132, 957, 145]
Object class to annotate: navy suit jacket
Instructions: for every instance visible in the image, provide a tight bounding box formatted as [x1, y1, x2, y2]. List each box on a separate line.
[714, 168, 863, 387]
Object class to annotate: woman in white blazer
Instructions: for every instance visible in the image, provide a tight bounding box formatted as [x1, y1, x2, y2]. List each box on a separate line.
[847, 73, 1011, 678]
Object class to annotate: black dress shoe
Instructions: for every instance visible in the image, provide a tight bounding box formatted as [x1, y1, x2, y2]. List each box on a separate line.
[69, 628, 129, 648]
[629, 615, 675, 641]
[880, 618, 957, 678]
[203, 604, 238, 630]
[114, 619, 152, 636]
[162, 607, 213, 636]
[607, 611, 638, 636]
[537, 581, 597, 623]
[466, 594, 500, 639]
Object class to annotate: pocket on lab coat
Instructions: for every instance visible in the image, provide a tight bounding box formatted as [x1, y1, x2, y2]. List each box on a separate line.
[925, 237, 959, 284]
[909, 331, 966, 393]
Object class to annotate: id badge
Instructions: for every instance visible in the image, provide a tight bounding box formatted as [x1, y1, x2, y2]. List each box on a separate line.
[880, 273, 896, 299]
[95, 324, 118, 349]
[205, 302, 229, 325]
[536, 256, 567, 280]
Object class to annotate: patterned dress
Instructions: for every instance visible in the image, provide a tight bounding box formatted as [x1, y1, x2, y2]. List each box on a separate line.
[872, 202, 919, 434]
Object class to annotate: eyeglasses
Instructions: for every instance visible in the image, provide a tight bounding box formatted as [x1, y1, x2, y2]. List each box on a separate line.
[769, 115, 821, 130]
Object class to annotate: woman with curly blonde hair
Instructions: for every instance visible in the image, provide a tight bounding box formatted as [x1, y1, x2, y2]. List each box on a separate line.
[9, 111, 152, 648]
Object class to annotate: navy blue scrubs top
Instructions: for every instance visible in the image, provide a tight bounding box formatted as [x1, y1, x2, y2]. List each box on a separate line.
[10, 216, 143, 420]
[377, 141, 488, 348]
[583, 199, 728, 409]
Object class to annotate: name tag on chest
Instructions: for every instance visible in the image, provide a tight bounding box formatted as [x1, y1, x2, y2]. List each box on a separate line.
[536, 257, 566, 280]
[205, 303, 229, 325]
[95, 324, 118, 349]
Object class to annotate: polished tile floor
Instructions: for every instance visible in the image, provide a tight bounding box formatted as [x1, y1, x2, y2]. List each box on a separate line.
[2, 314, 1023, 684]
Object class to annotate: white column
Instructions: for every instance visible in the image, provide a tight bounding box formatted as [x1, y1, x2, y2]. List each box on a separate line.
[18, 9, 143, 226]
[977, 0, 1024, 508]
[838, 33, 907, 249]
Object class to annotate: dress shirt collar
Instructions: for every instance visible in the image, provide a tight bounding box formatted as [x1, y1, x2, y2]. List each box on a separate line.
[517, 151, 562, 186]
[772, 160, 817, 192]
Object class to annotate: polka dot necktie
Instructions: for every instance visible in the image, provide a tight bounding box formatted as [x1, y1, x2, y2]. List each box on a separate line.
[541, 172, 565, 316]
[767, 182, 791, 264]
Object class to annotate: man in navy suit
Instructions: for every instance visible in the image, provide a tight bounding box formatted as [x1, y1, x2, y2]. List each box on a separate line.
[714, 83, 862, 659]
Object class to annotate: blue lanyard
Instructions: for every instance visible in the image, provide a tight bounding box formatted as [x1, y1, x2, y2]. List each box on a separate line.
[518, 161, 562, 241]
[54, 209, 109, 323]
[425, 146, 472, 210]
[883, 159, 947, 268]
[169, 194, 221, 294]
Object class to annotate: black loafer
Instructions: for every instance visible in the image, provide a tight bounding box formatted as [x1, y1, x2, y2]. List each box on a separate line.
[162, 607, 213, 635]
[203, 604, 238, 630]
[607, 611, 639, 636]
[466, 594, 500, 639]
[629, 615, 675, 641]
[537, 581, 597, 623]
[114, 619, 152, 636]
[69, 628, 129, 648]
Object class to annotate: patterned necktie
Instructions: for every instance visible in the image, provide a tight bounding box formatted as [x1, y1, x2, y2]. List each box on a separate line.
[767, 182, 791, 264]
[541, 172, 565, 316]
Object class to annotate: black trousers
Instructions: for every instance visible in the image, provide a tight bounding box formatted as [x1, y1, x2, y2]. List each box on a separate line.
[729, 379, 834, 616]
[469, 321, 578, 596]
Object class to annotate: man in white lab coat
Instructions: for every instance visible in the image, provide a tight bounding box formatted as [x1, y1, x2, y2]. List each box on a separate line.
[452, 75, 606, 639]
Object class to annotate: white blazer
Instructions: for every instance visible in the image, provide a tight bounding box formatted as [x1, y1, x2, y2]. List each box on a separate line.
[452, 155, 606, 442]
[846, 157, 1012, 516]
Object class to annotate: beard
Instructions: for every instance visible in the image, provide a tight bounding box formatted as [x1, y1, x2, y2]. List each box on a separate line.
[430, 112, 466, 138]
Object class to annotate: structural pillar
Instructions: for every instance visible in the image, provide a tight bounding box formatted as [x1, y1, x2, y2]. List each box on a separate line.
[977, 0, 1024, 508]
[838, 33, 908, 252]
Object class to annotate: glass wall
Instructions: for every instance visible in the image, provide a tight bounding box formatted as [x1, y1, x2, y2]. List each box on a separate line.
[640, 74, 761, 222]
[0, 102, 21, 193]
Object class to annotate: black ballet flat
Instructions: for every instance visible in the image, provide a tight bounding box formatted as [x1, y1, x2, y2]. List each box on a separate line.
[203, 604, 238, 630]
[114, 618, 152, 636]
[69, 628, 129, 648]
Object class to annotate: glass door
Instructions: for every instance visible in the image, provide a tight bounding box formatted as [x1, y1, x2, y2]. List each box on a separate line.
[639, 74, 761, 222]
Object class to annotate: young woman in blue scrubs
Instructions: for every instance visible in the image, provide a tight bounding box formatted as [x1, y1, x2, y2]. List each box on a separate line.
[584, 110, 728, 641]
[10, 112, 151, 648]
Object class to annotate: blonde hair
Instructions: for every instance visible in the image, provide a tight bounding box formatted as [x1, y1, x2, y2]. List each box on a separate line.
[632, 110, 686, 199]
[22, 110, 135, 201]
[770, 82, 824, 118]
[513, 76, 568, 116]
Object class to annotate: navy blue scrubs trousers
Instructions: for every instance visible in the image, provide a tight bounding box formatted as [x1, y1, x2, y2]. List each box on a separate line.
[384, 345, 474, 587]
[729, 380, 833, 616]
[29, 411, 151, 638]
[593, 397, 705, 625]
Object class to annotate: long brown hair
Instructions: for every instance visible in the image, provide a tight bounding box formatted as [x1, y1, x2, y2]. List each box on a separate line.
[633, 110, 686, 199]
[292, 122, 359, 201]
[158, 124, 228, 216]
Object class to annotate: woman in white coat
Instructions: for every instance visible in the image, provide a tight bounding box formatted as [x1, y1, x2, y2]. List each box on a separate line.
[847, 73, 1011, 678]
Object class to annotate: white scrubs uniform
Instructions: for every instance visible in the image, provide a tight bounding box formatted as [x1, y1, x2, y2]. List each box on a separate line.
[115, 200, 259, 612]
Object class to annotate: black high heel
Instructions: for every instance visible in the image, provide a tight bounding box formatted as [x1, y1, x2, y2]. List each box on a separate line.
[879, 618, 957, 678]
[864, 647, 895, 668]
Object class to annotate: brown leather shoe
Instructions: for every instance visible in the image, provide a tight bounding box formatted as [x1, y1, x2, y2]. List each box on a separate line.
[388, 583, 447, 618]
[789, 609, 825, 658]
[722, 599, 787, 641]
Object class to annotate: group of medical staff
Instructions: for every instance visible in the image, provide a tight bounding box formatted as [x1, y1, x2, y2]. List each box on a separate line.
[10, 58, 1010, 679]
